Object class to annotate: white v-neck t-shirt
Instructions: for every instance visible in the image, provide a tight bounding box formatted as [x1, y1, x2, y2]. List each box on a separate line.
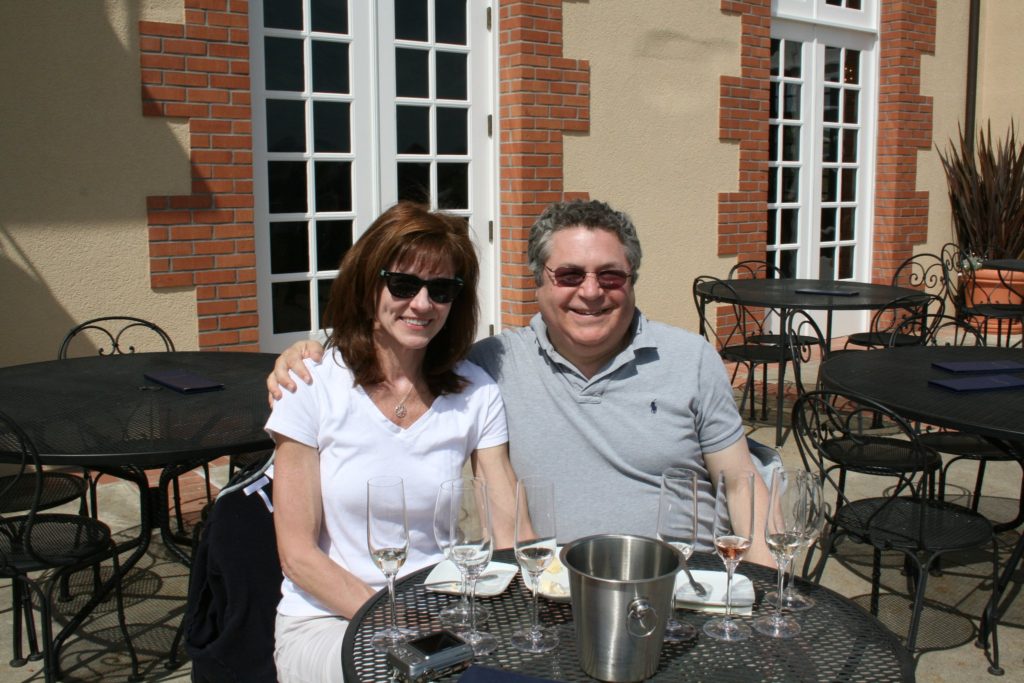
[265, 350, 508, 617]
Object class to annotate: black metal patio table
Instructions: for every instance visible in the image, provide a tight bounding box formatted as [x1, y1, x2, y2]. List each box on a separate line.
[819, 345, 1024, 668]
[693, 277, 926, 444]
[0, 351, 275, 568]
[342, 549, 915, 682]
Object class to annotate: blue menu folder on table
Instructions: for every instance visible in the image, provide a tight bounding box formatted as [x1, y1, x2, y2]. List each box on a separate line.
[794, 287, 860, 297]
[929, 374, 1024, 392]
[144, 369, 224, 394]
[931, 360, 1024, 374]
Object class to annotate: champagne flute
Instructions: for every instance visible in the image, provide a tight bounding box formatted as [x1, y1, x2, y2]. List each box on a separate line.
[753, 468, 814, 638]
[703, 469, 755, 642]
[433, 479, 488, 629]
[447, 478, 497, 655]
[766, 479, 826, 612]
[657, 467, 699, 642]
[366, 476, 418, 651]
[511, 476, 559, 653]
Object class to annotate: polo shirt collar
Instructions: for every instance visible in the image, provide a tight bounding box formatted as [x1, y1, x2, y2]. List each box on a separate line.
[529, 309, 656, 381]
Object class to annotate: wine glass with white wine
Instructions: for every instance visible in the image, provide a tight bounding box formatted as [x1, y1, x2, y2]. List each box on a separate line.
[703, 469, 755, 642]
[657, 467, 699, 642]
[366, 476, 419, 651]
[511, 476, 559, 653]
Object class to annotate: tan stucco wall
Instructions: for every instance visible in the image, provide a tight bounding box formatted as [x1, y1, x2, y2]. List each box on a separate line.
[977, 0, 1024, 137]
[561, 1, 738, 333]
[0, 0, 197, 367]
[918, 0, 970, 257]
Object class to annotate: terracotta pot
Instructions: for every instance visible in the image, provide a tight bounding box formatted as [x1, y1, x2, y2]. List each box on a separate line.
[965, 268, 1023, 336]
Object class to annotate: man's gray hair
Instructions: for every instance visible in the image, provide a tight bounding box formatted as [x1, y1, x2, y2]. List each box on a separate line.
[527, 199, 643, 285]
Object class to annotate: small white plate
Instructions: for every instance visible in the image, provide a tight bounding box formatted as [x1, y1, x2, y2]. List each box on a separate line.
[423, 560, 518, 597]
[674, 570, 755, 615]
[521, 549, 570, 602]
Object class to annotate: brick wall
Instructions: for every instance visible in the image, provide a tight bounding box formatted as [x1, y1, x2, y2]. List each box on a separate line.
[497, 0, 591, 327]
[873, 0, 936, 282]
[139, 0, 257, 351]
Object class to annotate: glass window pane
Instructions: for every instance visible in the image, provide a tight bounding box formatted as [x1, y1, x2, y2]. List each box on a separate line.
[770, 39, 780, 77]
[398, 162, 431, 204]
[767, 209, 777, 244]
[783, 83, 801, 120]
[824, 47, 841, 83]
[840, 207, 856, 240]
[395, 0, 428, 41]
[820, 207, 837, 242]
[782, 125, 800, 162]
[313, 101, 351, 153]
[314, 161, 352, 212]
[436, 52, 468, 100]
[317, 279, 333, 329]
[264, 0, 302, 30]
[821, 167, 837, 202]
[842, 129, 858, 162]
[272, 281, 311, 334]
[781, 208, 798, 243]
[436, 107, 467, 155]
[396, 48, 429, 98]
[848, 0, 862, 9]
[768, 167, 778, 203]
[843, 89, 859, 124]
[397, 105, 430, 154]
[268, 161, 307, 213]
[437, 163, 468, 209]
[436, 0, 467, 45]
[819, 247, 836, 279]
[316, 219, 353, 271]
[270, 221, 308, 274]
[265, 37, 304, 92]
[769, 82, 779, 120]
[267, 100, 305, 152]
[844, 49, 860, 84]
[838, 245, 854, 279]
[782, 167, 799, 203]
[780, 249, 797, 279]
[312, 40, 350, 94]
[769, 124, 779, 162]
[822, 127, 838, 163]
[784, 40, 802, 78]
[312, 0, 347, 34]
[841, 168, 857, 201]
[823, 87, 840, 123]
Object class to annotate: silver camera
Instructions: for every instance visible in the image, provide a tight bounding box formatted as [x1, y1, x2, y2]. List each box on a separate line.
[386, 630, 475, 682]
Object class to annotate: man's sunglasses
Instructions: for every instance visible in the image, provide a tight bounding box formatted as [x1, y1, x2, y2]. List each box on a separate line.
[544, 266, 632, 290]
[379, 270, 464, 304]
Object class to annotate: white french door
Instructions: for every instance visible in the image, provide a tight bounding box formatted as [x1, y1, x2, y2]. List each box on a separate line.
[252, 0, 496, 351]
[767, 19, 877, 336]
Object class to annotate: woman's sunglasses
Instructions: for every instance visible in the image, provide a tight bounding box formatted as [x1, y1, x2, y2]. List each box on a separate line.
[379, 270, 464, 304]
[544, 266, 632, 290]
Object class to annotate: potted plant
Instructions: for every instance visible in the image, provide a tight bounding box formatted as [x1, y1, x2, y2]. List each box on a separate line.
[938, 122, 1024, 334]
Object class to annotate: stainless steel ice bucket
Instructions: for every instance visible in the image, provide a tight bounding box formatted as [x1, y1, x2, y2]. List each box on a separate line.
[560, 534, 683, 682]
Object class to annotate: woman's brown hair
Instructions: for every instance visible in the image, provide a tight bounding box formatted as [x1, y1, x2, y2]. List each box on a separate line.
[322, 202, 480, 396]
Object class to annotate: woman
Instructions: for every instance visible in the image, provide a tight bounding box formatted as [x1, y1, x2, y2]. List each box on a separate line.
[265, 202, 517, 683]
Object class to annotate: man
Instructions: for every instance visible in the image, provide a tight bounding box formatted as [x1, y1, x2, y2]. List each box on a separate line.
[269, 199, 772, 565]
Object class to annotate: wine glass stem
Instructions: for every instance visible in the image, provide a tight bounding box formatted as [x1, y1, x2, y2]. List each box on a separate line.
[459, 570, 470, 609]
[529, 571, 542, 635]
[724, 561, 736, 621]
[776, 556, 792, 613]
[386, 573, 398, 633]
[468, 574, 479, 634]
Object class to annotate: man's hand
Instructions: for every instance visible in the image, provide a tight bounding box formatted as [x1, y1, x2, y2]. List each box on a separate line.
[267, 340, 326, 403]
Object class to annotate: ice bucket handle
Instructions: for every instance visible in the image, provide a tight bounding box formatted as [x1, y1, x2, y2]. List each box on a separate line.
[626, 597, 658, 638]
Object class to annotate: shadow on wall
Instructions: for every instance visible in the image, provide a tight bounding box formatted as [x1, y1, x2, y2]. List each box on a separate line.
[0, 3, 193, 367]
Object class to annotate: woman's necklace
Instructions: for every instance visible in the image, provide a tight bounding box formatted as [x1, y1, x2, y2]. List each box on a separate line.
[393, 383, 416, 419]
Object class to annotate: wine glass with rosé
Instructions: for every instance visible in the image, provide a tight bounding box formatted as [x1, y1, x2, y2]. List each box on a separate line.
[703, 469, 755, 642]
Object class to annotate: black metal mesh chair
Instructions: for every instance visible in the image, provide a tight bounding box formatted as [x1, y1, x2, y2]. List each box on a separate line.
[944, 243, 1024, 348]
[844, 292, 944, 349]
[58, 316, 211, 536]
[693, 275, 795, 421]
[0, 410, 139, 683]
[792, 391, 999, 663]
